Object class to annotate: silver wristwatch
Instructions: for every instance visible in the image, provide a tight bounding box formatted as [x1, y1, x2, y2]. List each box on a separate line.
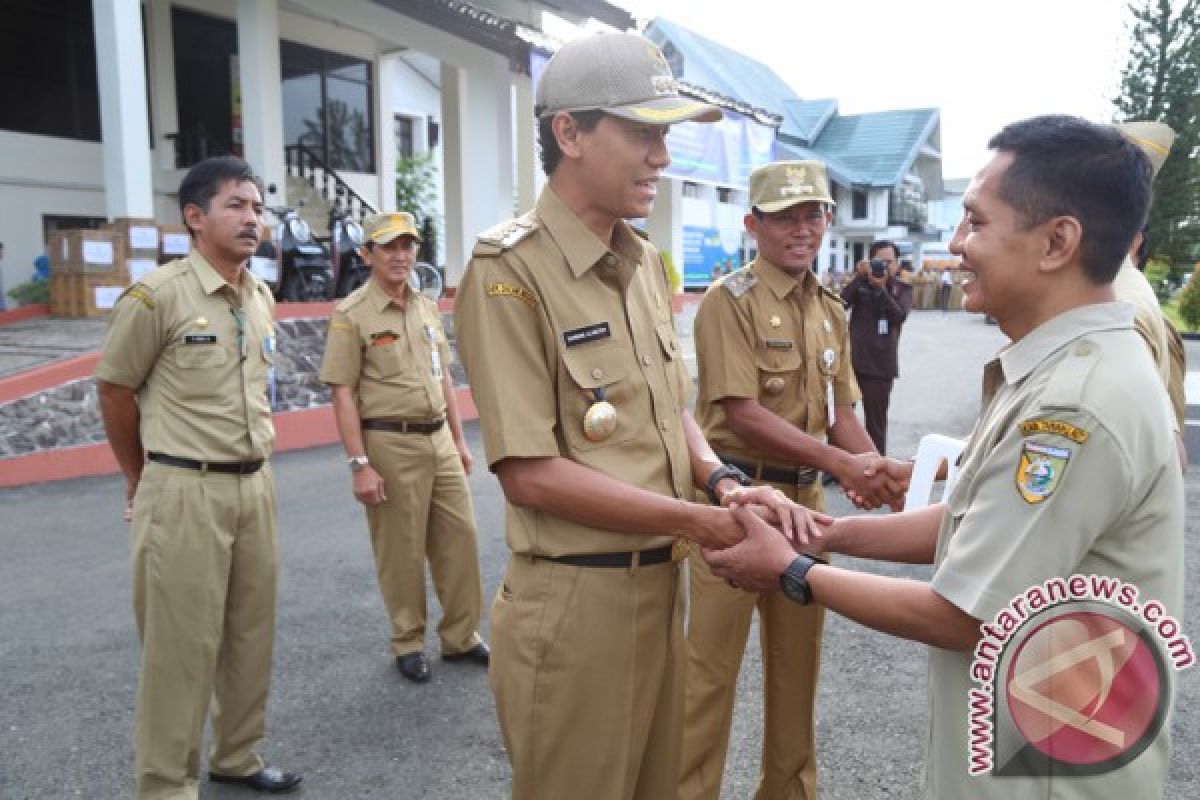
[347, 455, 370, 472]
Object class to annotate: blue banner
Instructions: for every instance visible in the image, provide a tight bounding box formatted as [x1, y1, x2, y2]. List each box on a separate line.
[666, 112, 775, 187]
[683, 225, 741, 287]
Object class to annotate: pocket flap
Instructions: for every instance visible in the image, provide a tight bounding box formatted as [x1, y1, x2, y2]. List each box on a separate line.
[561, 343, 628, 389]
[175, 344, 228, 369]
[655, 322, 679, 360]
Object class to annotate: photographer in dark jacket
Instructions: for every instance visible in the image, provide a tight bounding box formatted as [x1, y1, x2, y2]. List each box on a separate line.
[841, 240, 912, 455]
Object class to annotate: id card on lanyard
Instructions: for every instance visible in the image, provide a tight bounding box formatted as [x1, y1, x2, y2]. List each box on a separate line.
[822, 348, 836, 427]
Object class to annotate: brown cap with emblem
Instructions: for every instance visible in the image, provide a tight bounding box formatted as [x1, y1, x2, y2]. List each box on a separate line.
[1114, 120, 1175, 179]
[749, 160, 835, 213]
[363, 212, 421, 244]
[535, 33, 722, 125]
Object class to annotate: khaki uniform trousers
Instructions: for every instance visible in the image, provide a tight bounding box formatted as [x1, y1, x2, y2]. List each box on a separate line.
[130, 461, 278, 800]
[490, 553, 685, 800]
[362, 425, 483, 656]
[680, 481, 826, 800]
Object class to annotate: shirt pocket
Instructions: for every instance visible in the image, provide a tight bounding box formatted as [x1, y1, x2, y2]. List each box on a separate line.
[559, 342, 634, 450]
[655, 321, 689, 408]
[363, 335, 406, 378]
[754, 343, 802, 414]
[173, 343, 229, 399]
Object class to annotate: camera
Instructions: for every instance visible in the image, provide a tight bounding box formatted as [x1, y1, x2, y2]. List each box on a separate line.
[869, 258, 888, 278]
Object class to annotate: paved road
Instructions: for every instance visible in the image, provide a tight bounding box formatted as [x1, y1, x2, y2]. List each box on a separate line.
[2, 310, 1197, 798]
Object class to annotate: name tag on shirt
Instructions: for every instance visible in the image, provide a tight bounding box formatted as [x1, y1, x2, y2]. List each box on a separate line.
[765, 339, 793, 350]
[183, 334, 217, 345]
[563, 322, 611, 347]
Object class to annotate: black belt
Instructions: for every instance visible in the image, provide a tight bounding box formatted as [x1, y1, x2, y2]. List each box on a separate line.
[539, 544, 675, 569]
[148, 452, 264, 475]
[362, 417, 445, 434]
[718, 454, 819, 486]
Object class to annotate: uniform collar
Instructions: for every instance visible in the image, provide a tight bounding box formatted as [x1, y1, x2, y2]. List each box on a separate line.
[365, 276, 409, 312]
[994, 301, 1134, 386]
[536, 187, 646, 278]
[753, 257, 815, 300]
[188, 251, 264, 301]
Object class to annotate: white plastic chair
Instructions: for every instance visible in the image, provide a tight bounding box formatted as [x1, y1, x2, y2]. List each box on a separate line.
[903, 434, 967, 510]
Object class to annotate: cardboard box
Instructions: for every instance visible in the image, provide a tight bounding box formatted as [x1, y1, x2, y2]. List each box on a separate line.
[50, 229, 119, 275]
[48, 273, 79, 317]
[159, 224, 191, 264]
[79, 274, 131, 319]
[110, 217, 160, 255]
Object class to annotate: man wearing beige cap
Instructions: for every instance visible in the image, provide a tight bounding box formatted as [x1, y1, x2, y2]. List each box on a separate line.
[320, 211, 487, 683]
[1113, 120, 1188, 463]
[455, 33, 820, 800]
[681, 160, 905, 800]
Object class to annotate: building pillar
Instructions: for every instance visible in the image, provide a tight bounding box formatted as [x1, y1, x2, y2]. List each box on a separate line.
[513, 75, 537, 211]
[377, 51, 401, 213]
[92, 0, 154, 219]
[441, 63, 467, 286]
[236, 0, 286, 195]
[145, 0, 179, 173]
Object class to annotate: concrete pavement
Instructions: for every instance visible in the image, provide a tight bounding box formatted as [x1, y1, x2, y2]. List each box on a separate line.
[1, 310, 1197, 799]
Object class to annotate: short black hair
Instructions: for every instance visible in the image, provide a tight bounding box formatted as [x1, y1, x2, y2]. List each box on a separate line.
[537, 110, 605, 176]
[986, 115, 1152, 284]
[869, 240, 898, 260]
[177, 156, 263, 235]
[1135, 223, 1151, 271]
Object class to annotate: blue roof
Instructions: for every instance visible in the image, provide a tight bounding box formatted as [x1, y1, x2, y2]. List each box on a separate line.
[648, 17, 940, 188]
[812, 108, 939, 187]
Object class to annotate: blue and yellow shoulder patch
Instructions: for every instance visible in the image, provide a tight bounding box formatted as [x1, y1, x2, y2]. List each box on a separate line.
[1015, 441, 1071, 504]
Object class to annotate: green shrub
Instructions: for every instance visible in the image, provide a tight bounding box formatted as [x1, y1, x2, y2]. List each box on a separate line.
[1176, 265, 1200, 331]
[6, 280, 48, 307]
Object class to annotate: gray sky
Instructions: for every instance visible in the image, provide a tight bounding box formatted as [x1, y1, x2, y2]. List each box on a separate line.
[595, 0, 1134, 180]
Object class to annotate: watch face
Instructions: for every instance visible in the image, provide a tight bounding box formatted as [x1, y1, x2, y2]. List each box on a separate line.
[780, 561, 811, 605]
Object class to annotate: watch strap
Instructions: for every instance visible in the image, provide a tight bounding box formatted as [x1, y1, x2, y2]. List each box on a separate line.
[779, 553, 827, 605]
[705, 463, 752, 505]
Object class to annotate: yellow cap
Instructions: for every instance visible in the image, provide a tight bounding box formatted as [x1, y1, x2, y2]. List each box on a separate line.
[363, 212, 421, 244]
[1114, 120, 1175, 179]
[749, 160, 835, 213]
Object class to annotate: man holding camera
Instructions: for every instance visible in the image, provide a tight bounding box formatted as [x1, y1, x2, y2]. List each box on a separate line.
[841, 241, 912, 455]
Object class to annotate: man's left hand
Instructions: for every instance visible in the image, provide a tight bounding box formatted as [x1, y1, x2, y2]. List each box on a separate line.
[719, 484, 830, 548]
[457, 441, 474, 475]
[703, 503, 807, 592]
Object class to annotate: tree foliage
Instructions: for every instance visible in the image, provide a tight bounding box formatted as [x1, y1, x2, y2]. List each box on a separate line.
[1114, 0, 1200, 272]
[1177, 265, 1200, 330]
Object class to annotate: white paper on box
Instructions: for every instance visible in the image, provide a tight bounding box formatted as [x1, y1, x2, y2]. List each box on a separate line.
[250, 256, 278, 283]
[82, 240, 114, 265]
[62, 238, 69, 260]
[128, 259, 157, 282]
[94, 286, 124, 309]
[128, 226, 159, 249]
[162, 233, 191, 255]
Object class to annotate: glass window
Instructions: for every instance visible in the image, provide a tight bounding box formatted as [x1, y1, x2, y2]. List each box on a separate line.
[395, 115, 415, 159]
[852, 190, 869, 220]
[281, 40, 374, 173]
[173, 7, 238, 159]
[0, 0, 101, 141]
[682, 181, 702, 199]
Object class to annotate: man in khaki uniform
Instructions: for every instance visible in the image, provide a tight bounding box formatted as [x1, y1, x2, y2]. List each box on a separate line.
[1112, 120, 1188, 460]
[96, 156, 301, 799]
[454, 33, 819, 800]
[682, 161, 903, 800]
[706, 116, 1184, 798]
[319, 211, 486, 684]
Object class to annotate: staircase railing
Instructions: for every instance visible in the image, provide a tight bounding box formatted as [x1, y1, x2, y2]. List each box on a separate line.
[284, 143, 378, 221]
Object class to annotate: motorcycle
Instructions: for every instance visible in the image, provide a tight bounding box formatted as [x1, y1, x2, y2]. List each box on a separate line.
[251, 184, 333, 302]
[326, 189, 369, 298]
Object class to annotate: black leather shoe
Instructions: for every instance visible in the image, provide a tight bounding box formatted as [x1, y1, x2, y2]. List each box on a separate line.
[443, 641, 490, 666]
[396, 651, 432, 683]
[210, 766, 302, 793]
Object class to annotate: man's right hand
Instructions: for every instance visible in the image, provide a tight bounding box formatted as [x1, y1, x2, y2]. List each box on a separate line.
[688, 505, 747, 550]
[352, 466, 387, 505]
[836, 453, 908, 510]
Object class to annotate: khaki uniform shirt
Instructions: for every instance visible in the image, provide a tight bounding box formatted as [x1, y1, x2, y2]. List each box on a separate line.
[694, 258, 859, 460]
[1113, 259, 1175, 430]
[95, 252, 276, 461]
[925, 303, 1184, 799]
[1165, 319, 1186, 432]
[455, 187, 692, 557]
[318, 278, 450, 420]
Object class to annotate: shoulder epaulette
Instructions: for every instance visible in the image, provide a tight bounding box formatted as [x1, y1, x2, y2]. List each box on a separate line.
[474, 214, 539, 256]
[1041, 340, 1102, 411]
[631, 226, 651, 241]
[819, 284, 848, 309]
[721, 267, 758, 299]
[137, 259, 189, 290]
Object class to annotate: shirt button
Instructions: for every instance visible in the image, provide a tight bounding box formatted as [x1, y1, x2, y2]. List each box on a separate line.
[642, 355, 652, 366]
[660, 419, 670, 431]
[591, 368, 603, 380]
[604, 254, 617, 266]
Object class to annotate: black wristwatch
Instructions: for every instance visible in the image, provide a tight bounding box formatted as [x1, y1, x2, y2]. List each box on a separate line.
[779, 554, 827, 605]
[704, 463, 752, 505]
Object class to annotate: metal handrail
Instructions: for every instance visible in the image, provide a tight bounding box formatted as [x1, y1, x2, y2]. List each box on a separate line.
[284, 143, 378, 221]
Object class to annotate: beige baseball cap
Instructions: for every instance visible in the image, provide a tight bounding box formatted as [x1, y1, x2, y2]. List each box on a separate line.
[1114, 120, 1175, 178]
[749, 160, 835, 213]
[363, 212, 421, 244]
[535, 33, 722, 125]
